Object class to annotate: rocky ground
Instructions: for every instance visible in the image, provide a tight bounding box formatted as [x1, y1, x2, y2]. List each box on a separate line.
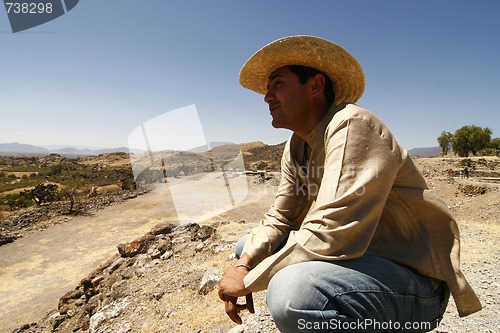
[5, 156, 500, 333]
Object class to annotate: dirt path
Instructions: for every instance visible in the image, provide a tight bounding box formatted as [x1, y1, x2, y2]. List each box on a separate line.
[0, 186, 177, 331]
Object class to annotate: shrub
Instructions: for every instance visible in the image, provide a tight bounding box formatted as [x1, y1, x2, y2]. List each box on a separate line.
[21, 183, 59, 206]
[478, 148, 499, 157]
[459, 158, 475, 168]
[255, 161, 269, 170]
[4, 193, 33, 210]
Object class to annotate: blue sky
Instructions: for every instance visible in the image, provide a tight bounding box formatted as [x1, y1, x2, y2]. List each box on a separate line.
[0, 0, 499, 150]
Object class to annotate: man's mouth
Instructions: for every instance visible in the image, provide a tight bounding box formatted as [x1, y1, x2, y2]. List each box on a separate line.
[269, 102, 280, 113]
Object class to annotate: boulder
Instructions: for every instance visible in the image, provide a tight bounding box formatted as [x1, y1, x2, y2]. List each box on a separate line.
[199, 267, 222, 295]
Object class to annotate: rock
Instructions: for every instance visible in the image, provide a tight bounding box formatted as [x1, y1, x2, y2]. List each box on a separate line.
[89, 297, 131, 333]
[151, 289, 165, 301]
[117, 234, 156, 257]
[89, 311, 107, 333]
[11, 323, 30, 333]
[85, 287, 97, 299]
[160, 250, 173, 260]
[183, 223, 200, 240]
[108, 257, 125, 273]
[81, 277, 93, 292]
[195, 242, 205, 252]
[76, 312, 90, 331]
[150, 248, 162, 259]
[157, 236, 172, 253]
[199, 267, 222, 295]
[174, 242, 190, 253]
[195, 225, 216, 241]
[58, 288, 84, 314]
[150, 222, 177, 235]
[0, 233, 18, 246]
[120, 266, 136, 280]
[92, 275, 105, 287]
[51, 314, 66, 330]
[86, 294, 101, 316]
[135, 267, 147, 277]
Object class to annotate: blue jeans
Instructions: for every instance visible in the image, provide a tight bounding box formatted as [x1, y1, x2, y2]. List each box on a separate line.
[235, 236, 449, 333]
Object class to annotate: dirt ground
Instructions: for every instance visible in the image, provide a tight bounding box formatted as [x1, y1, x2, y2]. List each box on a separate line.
[3, 156, 499, 333]
[411, 157, 499, 332]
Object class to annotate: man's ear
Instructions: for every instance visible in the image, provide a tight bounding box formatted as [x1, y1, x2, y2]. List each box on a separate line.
[309, 73, 326, 97]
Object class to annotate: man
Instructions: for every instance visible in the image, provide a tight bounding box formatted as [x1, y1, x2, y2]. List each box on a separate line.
[218, 35, 481, 332]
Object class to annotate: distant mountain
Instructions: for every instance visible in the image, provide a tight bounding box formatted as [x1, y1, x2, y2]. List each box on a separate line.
[0, 143, 131, 156]
[50, 147, 131, 155]
[1, 142, 444, 159]
[408, 146, 441, 157]
[0, 143, 49, 155]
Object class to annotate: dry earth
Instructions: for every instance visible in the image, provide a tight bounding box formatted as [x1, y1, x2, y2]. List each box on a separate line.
[5, 156, 500, 333]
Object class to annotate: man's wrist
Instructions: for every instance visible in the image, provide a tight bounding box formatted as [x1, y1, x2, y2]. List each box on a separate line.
[235, 263, 252, 270]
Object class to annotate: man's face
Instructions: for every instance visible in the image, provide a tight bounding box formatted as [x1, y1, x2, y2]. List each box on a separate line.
[264, 66, 311, 132]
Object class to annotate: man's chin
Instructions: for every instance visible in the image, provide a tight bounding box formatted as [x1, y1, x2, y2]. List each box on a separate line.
[271, 120, 282, 129]
[271, 116, 282, 127]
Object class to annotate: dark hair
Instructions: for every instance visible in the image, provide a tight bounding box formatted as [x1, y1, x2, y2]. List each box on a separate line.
[288, 65, 335, 105]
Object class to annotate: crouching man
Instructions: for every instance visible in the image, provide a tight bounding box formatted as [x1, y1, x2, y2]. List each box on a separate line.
[218, 35, 481, 332]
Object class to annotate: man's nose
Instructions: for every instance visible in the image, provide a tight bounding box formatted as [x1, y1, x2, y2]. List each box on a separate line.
[264, 90, 275, 103]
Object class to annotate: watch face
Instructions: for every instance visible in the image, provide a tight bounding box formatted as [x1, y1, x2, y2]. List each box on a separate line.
[4, 0, 79, 33]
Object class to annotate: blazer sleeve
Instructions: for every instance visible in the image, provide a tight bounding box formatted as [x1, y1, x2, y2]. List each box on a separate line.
[241, 138, 312, 266]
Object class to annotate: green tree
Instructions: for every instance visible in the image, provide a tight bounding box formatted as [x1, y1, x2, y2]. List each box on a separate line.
[21, 183, 59, 206]
[489, 137, 500, 150]
[5, 193, 32, 210]
[452, 125, 492, 157]
[437, 131, 453, 156]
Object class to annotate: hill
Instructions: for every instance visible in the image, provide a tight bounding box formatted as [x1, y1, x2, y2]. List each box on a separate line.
[408, 146, 442, 157]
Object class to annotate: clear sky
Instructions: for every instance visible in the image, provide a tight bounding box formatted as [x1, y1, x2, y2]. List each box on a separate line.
[1, 0, 499, 150]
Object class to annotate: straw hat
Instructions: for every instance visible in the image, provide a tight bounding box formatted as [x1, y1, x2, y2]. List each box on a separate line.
[239, 35, 365, 105]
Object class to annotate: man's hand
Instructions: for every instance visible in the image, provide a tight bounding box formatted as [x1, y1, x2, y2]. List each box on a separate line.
[220, 293, 254, 324]
[218, 256, 255, 324]
[219, 265, 251, 297]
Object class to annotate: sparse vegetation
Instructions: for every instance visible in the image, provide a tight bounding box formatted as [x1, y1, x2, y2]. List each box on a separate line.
[0, 153, 136, 214]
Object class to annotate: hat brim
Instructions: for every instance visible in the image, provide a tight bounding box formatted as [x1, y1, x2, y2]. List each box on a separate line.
[239, 35, 365, 105]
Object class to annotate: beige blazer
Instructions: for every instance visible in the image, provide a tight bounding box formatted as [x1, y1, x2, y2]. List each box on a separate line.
[243, 103, 482, 317]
